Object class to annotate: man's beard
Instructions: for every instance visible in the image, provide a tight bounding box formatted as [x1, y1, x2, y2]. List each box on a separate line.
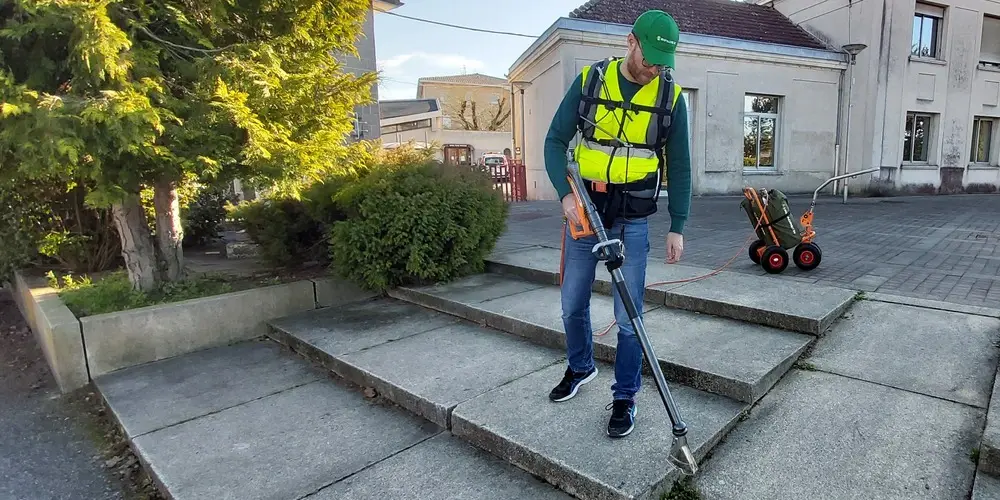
[625, 54, 656, 85]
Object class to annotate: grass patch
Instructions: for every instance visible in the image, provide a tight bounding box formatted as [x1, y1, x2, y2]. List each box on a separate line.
[795, 361, 818, 371]
[48, 270, 296, 318]
[972, 447, 981, 464]
[662, 477, 701, 500]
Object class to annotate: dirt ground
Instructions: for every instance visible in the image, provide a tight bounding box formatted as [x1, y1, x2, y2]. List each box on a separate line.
[0, 288, 163, 500]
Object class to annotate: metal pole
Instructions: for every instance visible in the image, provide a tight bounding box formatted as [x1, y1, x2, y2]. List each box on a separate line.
[843, 56, 855, 203]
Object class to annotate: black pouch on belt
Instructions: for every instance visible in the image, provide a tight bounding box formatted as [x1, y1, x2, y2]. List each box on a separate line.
[618, 172, 660, 219]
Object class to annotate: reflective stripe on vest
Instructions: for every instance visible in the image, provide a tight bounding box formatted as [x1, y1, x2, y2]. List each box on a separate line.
[573, 58, 681, 184]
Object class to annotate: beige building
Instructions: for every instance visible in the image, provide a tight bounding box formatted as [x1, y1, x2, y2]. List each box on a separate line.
[417, 74, 514, 135]
[379, 98, 513, 164]
[510, 0, 1000, 200]
[509, 0, 849, 200]
[763, 0, 1000, 194]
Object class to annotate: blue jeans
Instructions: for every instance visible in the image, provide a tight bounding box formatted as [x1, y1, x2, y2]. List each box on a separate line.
[561, 217, 649, 401]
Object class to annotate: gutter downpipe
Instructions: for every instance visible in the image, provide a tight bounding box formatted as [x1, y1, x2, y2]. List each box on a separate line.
[834, 60, 845, 195]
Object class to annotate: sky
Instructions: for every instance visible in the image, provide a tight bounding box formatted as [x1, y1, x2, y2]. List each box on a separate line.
[372, 0, 585, 100]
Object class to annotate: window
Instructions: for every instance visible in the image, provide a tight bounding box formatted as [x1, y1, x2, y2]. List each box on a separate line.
[903, 112, 932, 162]
[971, 117, 995, 163]
[743, 94, 779, 170]
[912, 4, 943, 58]
[981, 15, 1000, 67]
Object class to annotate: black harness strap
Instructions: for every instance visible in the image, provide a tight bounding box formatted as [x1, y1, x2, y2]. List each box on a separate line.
[653, 71, 675, 149]
[577, 58, 610, 135]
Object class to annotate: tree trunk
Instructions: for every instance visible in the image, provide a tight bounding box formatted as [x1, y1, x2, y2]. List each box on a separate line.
[153, 180, 184, 282]
[111, 196, 159, 292]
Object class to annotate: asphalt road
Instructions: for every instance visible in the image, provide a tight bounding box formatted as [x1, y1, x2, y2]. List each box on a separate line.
[0, 289, 157, 500]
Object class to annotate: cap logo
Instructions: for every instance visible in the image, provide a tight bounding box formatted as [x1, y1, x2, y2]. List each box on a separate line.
[656, 35, 676, 45]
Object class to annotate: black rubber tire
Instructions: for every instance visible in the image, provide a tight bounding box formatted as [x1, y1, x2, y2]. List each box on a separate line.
[761, 245, 788, 274]
[793, 242, 822, 271]
[749, 239, 765, 264]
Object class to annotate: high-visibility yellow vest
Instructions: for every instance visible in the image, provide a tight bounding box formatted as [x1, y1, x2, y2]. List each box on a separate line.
[573, 58, 681, 185]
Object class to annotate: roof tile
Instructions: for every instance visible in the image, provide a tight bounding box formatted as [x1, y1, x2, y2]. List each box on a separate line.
[417, 73, 508, 86]
[569, 0, 829, 50]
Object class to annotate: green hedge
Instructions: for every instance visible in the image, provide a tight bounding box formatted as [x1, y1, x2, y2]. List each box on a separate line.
[229, 176, 352, 267]
[329, 161, 508, 292]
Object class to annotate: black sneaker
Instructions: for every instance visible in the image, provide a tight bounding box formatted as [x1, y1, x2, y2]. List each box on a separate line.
[548, 366, 598, 402]
[606, 399, 637, 438]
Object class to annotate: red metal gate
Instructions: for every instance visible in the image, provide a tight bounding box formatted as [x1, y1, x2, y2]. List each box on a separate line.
[483, 160, 528, 202]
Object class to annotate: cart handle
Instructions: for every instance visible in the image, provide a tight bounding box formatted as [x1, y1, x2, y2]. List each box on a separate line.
[810, 167, 880, 210]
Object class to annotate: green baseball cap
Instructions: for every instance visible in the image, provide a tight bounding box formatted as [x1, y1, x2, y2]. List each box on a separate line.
[631, 10, 679, 68]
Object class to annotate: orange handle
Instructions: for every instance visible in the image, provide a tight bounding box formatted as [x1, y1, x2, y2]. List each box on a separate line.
[565, 175, 594, 240]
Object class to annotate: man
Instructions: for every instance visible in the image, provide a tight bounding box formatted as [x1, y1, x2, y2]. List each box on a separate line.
[543, 9, 692, 438]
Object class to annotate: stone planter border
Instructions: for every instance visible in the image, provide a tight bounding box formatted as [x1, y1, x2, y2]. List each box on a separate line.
[8, 270, 375, 392]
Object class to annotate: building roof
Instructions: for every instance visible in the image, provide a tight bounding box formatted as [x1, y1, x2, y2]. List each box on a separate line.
[379, 99, 439, 120]
[417, 73, 508, 87]
[568, 0, 828, 50]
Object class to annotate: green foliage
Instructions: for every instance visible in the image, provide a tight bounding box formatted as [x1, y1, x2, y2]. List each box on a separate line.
[51, 270, 234, 317]
[229, 197, 328, 267]
[0, 0, 379, 289]
[181, 183, 239, 247]
[0, 0, 377, 198]
[329, 161, 508, 292]
[0, 176, 120, 283]
[228, 141, 439, 268]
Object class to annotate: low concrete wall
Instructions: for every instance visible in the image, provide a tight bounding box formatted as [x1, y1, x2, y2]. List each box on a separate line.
[82, 280, 318, 378]
[11, 271, 89, 392]
[10, 271, 381, 388]
[313, 276, 379, 308]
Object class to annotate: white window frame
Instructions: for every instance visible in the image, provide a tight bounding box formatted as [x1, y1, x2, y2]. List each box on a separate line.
[902, 111, 934, 164]
[970, 116, 996, 164]
[743, 93, 780, 172]
[912, 4, 944, 59]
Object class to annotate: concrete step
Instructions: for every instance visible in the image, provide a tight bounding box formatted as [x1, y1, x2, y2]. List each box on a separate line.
[266, 299, 747, 500]
[390, 273, 813, 404]
[94, 339, 573, 500]
[269, 297, 565, 429]
[980, 368, 1000, 478]
[452, 361, 745, 500]
[486, 245, 858, 335]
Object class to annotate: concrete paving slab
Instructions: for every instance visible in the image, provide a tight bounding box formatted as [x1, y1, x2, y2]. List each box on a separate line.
[267, 297, 459, 358]
[131, 379, 442, 500]
[485, 245, 719, 304]
[974, 472, 1000, 500]
[399, 272, 546, 304]
[396, 275, 812, 403]
[320, 321, 564, 428]
[486, 245, 562, 286]
[808, 300, 1000, 408]
[663, 271, 858, 334]
[866, 292, 1000, 319]
[392, 275, 620, 352]
[694, 370, 983, 500]
[451, 362, 746, 500]
[980, 368, 1000, 477]
[95, 339, 323, 438]
[311, 433, 574, 499]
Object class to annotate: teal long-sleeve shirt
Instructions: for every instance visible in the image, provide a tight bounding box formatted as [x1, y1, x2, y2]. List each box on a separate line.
[543, 67, 692, 234]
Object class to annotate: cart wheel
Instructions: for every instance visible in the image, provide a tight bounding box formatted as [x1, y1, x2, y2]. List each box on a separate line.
[761, 246, 788, 274]
[793, 242, 822, 271]
[749, 239, 765, 264]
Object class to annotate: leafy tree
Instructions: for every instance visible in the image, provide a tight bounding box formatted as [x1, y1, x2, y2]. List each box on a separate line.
[0, 0, 376, 291]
